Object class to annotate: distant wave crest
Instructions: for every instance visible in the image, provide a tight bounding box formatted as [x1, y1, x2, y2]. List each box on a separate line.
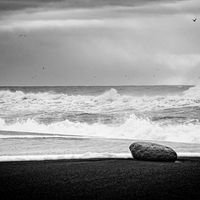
[1, 87, 200, 113]
[183, 84, 200, 98]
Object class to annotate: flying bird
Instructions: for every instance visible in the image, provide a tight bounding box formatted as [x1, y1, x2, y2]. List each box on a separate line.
[192, 18, 197, 22]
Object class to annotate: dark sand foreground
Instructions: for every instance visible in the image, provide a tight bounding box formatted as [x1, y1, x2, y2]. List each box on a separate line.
[0, 157, 200, 200]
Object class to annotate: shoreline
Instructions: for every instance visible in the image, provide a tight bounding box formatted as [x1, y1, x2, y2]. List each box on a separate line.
[1, 152, 200, 162]
[0, 157, 200, 200]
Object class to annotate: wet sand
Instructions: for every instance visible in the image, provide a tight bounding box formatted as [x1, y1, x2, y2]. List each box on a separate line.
[0, 157, 200, 200]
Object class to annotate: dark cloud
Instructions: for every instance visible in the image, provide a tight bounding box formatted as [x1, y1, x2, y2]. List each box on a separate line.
[0, 0, 185, 12]
[0, 0, 199, 86]
[0, 0, 63, 11]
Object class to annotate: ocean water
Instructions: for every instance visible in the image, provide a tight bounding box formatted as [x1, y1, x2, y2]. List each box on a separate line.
[0, 85, 200, 161]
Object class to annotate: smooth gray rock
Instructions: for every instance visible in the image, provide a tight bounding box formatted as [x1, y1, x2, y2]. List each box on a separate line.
[129, 142, 177, 162]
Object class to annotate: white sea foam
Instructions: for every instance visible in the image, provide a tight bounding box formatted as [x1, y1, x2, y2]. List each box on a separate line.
[1, 86, 199, 162]
[93, 88, 120, 101]
[0, 153, 132, 162]
[0, 114, 200, 143]
[0, 134, 92, 139]
[0, 152, 199, 162]
[0, 87, 200, 114]
[0, 86, 200, 143]
[183, 84, 200, 98]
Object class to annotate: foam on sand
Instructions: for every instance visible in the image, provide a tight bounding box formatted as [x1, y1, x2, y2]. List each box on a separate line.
[0, 152, 200, 162]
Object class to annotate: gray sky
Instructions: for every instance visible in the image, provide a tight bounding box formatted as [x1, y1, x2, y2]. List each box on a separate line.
[0, 0, 200, 86]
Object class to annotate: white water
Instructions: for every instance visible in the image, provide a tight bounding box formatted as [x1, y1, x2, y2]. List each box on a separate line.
[0, 86, 200, 114]
[183, 84, 200, 98]
[0, 114, 200, 143]
[0, 85, 200, 162]
[0, 85, 200, 143]
[0, 152, 200, 162]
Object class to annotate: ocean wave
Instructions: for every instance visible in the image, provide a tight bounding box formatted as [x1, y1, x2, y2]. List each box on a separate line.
[0, 87, 200, 115]
[183, 84, 200, 98]
[93, 88, 120, 101]
[0, 114, 200, 143]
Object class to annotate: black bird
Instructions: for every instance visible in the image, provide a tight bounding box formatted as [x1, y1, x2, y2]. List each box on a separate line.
[192, 18, 197, 22]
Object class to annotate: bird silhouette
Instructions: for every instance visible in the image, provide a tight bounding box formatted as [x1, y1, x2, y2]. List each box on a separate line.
[192, 18, 197, 22]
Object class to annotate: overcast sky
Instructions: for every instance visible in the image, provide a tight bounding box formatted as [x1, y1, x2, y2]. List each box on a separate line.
[0, 0, 200, 86]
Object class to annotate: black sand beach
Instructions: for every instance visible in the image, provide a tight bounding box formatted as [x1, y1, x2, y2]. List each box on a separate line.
[0, 157, 200, 200]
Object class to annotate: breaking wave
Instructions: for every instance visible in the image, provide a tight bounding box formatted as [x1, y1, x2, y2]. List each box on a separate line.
[0, 114, 200, 143]
[0, 86, 200, 114]
[0, 85, 200, 144]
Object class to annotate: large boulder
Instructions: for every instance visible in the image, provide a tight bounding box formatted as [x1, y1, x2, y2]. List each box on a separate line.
[129, 142, 177, 162]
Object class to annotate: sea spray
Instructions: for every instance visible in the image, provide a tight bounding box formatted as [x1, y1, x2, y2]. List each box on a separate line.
[0, 85, 200, 144]
[0, 114, 200, 143]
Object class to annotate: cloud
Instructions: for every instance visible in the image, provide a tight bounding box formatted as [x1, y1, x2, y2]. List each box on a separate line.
[0, 0, 200, 86]
[0, 0, 185, 12]
[1, 0, 199, 32]
[0, 0, 65, 11]
[155, 54, 200, 71]
[0, 19, 105, 31]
